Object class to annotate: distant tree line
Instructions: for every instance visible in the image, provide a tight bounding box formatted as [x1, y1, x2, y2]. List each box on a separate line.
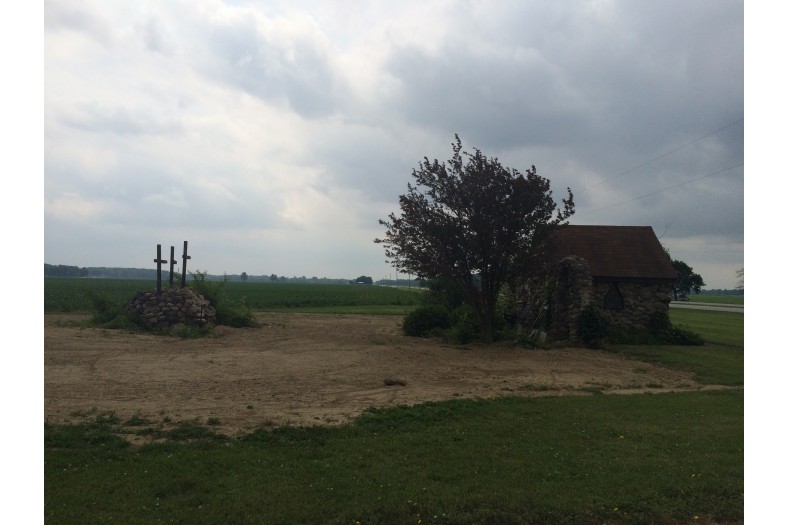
[45, 264, 358, 284]
[376, 278, 426, 287]
[84, 267, 162, 280]
[44, 264, 89, 277]
[699, 289, 744, 296]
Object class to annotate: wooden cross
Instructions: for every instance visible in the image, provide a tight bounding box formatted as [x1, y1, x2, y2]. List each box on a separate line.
[180, 241, 191, 288]
[168, 246, 178, 288]
[154, 244, 168, 294]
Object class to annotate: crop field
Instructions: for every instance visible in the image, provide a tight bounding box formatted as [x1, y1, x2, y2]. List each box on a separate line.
[695, 294, 744, 305]
[44, 277, 423, 313]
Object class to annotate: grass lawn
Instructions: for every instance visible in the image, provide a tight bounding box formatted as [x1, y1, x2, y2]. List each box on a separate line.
[607, 309, 744, 386]
[46, 391, 742, 525]
[669, 309, 743, 347]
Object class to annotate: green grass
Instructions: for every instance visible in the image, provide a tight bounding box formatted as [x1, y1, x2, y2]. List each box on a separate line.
[609, 344, 743, 386]
[669, 309, 744, 347]
[607, 309, 744, 386]
[45, 391, 743, 525]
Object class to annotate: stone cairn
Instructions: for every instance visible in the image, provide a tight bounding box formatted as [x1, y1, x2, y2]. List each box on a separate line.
[127, 286, 217, 330]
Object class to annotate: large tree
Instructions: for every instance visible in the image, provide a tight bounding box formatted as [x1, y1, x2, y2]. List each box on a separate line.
[671, 259, 706, 299]
[375, 135, 574, 340]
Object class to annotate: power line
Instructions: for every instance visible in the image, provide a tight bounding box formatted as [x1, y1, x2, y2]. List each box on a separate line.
[581, 117, 744, 193]
[575, 162, 743, 218]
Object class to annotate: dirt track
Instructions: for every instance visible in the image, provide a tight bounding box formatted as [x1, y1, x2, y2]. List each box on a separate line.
[45, 313, 705, 437]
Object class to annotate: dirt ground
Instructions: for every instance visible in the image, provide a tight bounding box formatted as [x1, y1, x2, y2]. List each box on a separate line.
[45, 312, 708, 437]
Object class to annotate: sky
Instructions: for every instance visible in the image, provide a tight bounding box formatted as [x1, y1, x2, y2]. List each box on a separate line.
[43, 0, 744, 288]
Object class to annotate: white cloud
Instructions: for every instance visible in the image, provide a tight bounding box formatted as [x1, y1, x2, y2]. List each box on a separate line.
[45, 192, 109, 223]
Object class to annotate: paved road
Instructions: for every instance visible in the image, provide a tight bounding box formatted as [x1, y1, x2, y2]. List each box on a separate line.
[669, 301, 744, 313]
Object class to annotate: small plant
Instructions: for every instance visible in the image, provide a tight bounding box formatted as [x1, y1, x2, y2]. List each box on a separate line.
[163, 420, 226, 442]
[448, 304, 480, 344]
[189, 270, 258, 328]
[168, 323, 211, 339]
[648, 311, 704, 346]
[94, 411, 120, 425]
[85, 289, 136, 327]
[577, 304, 607, 348]
[125, 412, 152, 426]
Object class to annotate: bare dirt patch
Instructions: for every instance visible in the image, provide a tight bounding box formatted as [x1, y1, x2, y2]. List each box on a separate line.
[45, 312, 704, 436]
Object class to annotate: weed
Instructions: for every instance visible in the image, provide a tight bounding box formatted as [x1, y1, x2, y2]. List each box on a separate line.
[167, 323, 211, 339]
[517, 383, 557, 392]
[94, 411, 120, 425]
[163, 420, 226, 442]
[577, 304, 607, 347]
[125, 412, 152, 426]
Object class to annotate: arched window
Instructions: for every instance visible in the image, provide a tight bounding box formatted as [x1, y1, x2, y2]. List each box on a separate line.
[604, 282, 625, 309]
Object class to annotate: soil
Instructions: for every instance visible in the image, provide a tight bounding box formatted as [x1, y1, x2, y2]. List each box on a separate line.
[45, 313, 709, 437]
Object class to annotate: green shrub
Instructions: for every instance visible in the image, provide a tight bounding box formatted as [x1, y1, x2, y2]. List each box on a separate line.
[664, 326, 704, 346]
[448, 304, 480, 343]
[85, 290, 124, 324]
[188, 271, 257, 328]
[168, 323, 212, 339]
[577, 304, 607, 348]
[422, 276, 465, 310]
[188, 270, 226, 307]
[402, 305, 451, 337]
[648, 311, 704, 346]
[647, 311, 672, 334]
[85, 289, 135, 327]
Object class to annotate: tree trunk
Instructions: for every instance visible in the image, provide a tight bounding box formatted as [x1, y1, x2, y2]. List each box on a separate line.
[458, 278, 498, 343]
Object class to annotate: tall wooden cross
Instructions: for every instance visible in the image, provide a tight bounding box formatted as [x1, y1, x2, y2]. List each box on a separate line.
[154, 244, 168, 294]
[180, 241, 191, 288]
[168, 246, 178, 288]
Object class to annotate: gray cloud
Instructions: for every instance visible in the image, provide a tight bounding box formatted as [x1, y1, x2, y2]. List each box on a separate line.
[44, 0, 744, 287]
[198, 12, 346, 118]
[45, 0, 114, 45]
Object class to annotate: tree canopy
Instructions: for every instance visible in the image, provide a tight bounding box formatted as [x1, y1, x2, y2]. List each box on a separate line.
[375, 135, 574, 340]
[671, 259, 706, 298]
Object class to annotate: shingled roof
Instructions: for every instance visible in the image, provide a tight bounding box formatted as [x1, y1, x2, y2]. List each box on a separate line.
[547, 225, 677, 280]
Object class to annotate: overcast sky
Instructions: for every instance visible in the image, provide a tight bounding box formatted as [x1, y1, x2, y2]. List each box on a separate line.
[44, 0, 744, 288]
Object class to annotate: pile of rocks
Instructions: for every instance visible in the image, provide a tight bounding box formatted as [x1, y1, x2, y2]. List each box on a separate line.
[127, 287, 217, 330]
